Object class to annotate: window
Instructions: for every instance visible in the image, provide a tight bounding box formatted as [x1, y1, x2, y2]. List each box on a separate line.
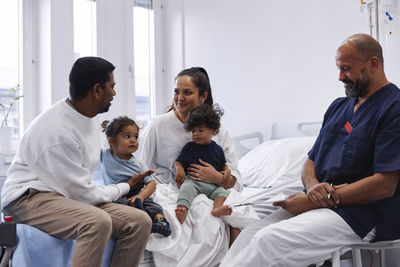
[0, 0, 22, 147]
[73, 0, 97, 59]
[133, 0, 155, 126]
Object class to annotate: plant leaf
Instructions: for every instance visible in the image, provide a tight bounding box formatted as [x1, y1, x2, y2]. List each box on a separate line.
[0, 84, 23, 125]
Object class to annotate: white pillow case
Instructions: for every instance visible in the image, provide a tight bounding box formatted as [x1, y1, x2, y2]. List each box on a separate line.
[238, 137, 317, 188]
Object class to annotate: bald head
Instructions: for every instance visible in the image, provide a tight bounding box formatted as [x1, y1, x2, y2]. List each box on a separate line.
[339, 34, 383, 64]
[336, 34, 389, 99]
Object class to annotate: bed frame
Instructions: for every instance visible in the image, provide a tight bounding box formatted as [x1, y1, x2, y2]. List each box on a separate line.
[233, 132, 264, 159]
[233, 121, 322, 160]
[270, 121, 322, 140]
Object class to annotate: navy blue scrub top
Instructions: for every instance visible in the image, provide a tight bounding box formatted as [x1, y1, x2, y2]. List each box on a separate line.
[308, 83, 400, 240]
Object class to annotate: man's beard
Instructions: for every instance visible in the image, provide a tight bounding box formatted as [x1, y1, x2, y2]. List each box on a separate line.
[98, 102, 111, 114]
[343, 69, 370, 98]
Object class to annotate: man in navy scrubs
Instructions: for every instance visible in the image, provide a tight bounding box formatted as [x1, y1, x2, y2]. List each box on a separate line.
[220, 34, 400, 266]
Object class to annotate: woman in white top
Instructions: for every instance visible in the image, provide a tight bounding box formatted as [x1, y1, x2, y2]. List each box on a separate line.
[140, 67, 243, 264]
[141, 67, 242, 191]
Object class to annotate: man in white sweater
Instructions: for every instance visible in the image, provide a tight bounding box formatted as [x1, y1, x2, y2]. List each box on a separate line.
[1, 57, 152, 267]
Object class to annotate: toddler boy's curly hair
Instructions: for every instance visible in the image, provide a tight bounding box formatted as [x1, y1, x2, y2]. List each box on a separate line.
[184, 104, 224, 134]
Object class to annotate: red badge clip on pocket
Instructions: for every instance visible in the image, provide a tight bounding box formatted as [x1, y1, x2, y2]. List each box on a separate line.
[344, 121, 353, 133]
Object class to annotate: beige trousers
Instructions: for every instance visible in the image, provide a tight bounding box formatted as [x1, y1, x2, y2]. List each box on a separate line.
[4, 188, 152, 267]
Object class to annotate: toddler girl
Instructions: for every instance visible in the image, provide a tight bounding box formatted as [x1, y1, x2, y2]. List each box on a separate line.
[101, 116, 171, 236]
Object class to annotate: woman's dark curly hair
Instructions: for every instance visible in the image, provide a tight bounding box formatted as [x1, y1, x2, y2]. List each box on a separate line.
[101, 116, 139, 138]
[184, 104, 224, 134]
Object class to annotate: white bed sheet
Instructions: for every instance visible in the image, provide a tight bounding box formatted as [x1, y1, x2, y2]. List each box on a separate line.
[146, 181, 304, 266]
[147, 183, 259, 267]
[234, 136, 317, 219]
[146, 136, 316, 266]
[241, 180, 304, 219]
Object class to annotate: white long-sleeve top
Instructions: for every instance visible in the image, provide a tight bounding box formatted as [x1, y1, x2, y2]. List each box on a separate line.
[140, 110, 243, 191]
[1, 98, 130, 210]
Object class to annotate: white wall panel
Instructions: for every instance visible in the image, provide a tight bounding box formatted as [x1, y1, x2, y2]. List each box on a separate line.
[159, 0, 394, 139]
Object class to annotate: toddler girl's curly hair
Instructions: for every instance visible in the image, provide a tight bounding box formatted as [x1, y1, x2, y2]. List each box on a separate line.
[101, 116, 139, 138]
[184, 104, 224, 134]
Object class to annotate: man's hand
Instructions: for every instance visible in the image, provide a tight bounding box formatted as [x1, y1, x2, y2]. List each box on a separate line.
[273, 192, 319, 215]
[127, 170, 154, 191]
[128, 195, 144, 206]
[307, 182, 339, 208]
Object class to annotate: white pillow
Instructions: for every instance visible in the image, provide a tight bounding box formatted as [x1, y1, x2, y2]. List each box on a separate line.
[238, 137, 316, 188]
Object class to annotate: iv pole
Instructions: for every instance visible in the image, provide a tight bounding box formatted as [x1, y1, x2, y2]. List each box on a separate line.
[375, 0, 379, 42]
[365, 0, 380, 42]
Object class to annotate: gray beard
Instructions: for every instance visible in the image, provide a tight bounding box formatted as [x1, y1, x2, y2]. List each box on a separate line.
[344, 69, 370, 98]
[345, 79, 369, 98]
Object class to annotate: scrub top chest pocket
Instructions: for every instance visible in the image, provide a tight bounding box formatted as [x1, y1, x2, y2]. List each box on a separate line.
[343, 127, 375, 174]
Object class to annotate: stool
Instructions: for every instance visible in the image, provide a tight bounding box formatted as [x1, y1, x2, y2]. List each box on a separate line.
[331, 239, 400, 267]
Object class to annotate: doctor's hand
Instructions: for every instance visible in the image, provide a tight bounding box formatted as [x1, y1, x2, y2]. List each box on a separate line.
[273, 192, 319, 216]
[127, 170, 154, 191]
[307, 182, 339, 208]
[188, 159, 222, 184]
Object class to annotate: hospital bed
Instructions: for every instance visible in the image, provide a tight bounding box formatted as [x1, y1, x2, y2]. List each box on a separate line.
[235, 121, 321, 219]
[4, 120, 400, 266]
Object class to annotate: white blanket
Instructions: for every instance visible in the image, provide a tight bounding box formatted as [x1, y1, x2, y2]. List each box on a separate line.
[147, 183, 259, 267]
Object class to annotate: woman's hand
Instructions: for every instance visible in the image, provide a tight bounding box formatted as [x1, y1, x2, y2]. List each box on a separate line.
[127, 170, 154, 192]
[220, 165, 231, 188]
[187, 159, 223, 184]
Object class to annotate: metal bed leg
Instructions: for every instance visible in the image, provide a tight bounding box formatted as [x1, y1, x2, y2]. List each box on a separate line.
[331, 250, 340, 267]
[0, 247, 13, 267]
[380, 249, 385, 267]
[352, 248, 362, 267]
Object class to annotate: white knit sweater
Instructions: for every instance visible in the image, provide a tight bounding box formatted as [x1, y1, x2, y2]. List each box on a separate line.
[1, 98, 129, 209]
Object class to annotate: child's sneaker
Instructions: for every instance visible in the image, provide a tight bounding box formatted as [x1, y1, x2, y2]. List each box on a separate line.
[151, 217, 171, 237]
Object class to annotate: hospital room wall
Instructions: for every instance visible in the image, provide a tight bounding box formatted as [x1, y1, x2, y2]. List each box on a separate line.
[159, 0, 400, 139]
[22, 1, 400, 139]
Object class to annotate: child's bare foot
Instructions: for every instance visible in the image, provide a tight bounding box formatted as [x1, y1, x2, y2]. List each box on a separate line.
[175, 206, 187, 224]
[211, 205, 233, 217]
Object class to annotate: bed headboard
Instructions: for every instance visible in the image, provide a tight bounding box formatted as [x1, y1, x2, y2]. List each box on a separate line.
[233, 132, 264, 160]
[270, 121, 322, 140]
[233, 121, 322, 159]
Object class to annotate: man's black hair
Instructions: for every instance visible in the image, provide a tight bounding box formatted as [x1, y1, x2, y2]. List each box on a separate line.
[69, 57, 115, 100]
